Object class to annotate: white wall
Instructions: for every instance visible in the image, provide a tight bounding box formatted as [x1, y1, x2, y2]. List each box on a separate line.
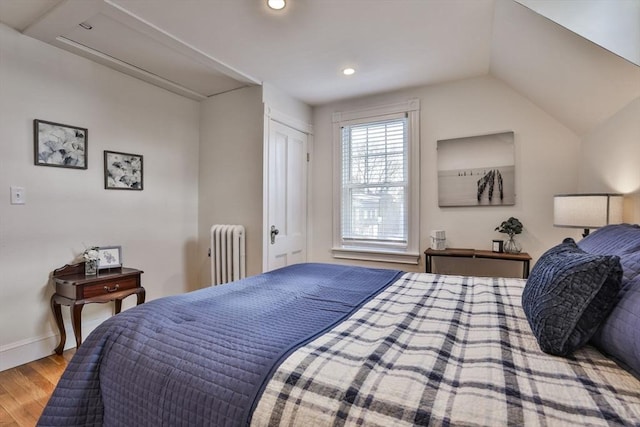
[579, 97, 640, 223]
[262, 82, 313, 127]
[198, 84, 313, 286]
[0, 24, 200, 370]
[309, 75, 582, 275]
[198, 86, 265, 285]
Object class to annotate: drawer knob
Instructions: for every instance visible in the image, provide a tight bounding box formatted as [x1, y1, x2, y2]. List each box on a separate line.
[104, 284, 120, 293]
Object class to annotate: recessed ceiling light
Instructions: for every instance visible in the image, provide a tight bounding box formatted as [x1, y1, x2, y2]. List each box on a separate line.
[267, 0, 286, 10]
[343, 68, 355, 76]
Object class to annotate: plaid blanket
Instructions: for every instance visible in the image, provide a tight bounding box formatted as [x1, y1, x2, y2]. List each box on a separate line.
[252, 273, 640, 426]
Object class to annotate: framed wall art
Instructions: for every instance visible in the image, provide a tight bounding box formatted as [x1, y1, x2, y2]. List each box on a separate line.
[437, 131, 515, 207]
[104, 151, 143, 190]
[97, 246, 122, 269]
[34, 119, 88, 169]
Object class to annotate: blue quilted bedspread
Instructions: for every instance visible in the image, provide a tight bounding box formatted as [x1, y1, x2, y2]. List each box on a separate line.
[38, 263, 402, 426]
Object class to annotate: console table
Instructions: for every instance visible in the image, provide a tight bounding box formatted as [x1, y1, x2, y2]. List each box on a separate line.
[424, 248, 532, 279]
[50, 263, 145, 354]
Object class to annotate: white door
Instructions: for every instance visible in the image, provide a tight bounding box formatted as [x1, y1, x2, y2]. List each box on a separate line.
[266, 120, 308, 271]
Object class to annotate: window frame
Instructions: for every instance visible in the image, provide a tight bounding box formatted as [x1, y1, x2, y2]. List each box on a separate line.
[332, 99, 420, 264]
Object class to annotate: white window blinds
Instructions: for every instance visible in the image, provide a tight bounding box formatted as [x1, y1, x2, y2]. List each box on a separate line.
[341, 117, 408, 249]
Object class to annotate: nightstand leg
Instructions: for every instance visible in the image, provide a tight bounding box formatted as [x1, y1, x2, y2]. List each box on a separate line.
[51, 296, 65, 355]
[71, 303, 84, 349]
[114, 299, 122, 314]
[137, 288, 146, 305]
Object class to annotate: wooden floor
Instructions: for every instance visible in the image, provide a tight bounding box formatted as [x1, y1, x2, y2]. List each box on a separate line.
[0, 350, 75, 427]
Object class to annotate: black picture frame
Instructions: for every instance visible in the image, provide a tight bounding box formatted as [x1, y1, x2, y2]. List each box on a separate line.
[34, 119, 88, 169]
[104, 150, 144, 190]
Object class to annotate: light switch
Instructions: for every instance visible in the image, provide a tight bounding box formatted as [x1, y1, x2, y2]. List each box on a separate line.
[10, 186, 25, 205]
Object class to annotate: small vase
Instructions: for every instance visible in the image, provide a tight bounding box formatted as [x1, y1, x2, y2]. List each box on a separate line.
[504, 235, 522, 254]
[85, 259, 98, 276]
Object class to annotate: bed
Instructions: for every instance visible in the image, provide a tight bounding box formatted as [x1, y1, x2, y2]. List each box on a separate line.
[38, 224, 640, 426]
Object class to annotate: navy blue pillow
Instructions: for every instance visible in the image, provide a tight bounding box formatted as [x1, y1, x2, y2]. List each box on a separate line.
[591, 276, 640, 379]
[578, 224, 640, 286]
[577, 224, 640, 378]
[522, 238, 622, 356]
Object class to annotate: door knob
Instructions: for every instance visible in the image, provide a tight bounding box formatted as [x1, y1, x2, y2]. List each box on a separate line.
[270, 225, 279, 244]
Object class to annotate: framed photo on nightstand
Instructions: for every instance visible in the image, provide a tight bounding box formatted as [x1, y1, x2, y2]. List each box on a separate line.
[98, 246, 122, 269]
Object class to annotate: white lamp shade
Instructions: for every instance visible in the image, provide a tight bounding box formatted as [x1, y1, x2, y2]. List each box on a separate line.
[554, 194, 624, 229]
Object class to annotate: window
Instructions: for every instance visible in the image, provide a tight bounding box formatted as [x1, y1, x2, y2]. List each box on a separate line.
[332, 100, 420, 264]
[341, 119, 407, 247]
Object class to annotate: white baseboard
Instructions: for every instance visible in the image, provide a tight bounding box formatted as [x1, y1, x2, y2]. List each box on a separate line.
[0, 334, 62, 371]
[0, 318, 105, 371]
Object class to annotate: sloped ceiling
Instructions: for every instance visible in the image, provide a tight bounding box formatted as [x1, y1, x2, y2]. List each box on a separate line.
[515, 0, 640, 66]
[1, 0, 638, 136]
[491, 0, 640, 136]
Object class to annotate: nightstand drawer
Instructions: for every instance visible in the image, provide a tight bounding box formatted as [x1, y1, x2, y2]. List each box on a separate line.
[82, 277, 139, 298]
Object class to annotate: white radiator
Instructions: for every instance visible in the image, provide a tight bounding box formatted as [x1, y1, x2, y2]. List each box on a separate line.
[210, 224, 246, 286]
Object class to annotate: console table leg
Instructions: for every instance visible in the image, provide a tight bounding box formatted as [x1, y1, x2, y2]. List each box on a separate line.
[71, 304, 84, 349]
[51, 296, 65, 355]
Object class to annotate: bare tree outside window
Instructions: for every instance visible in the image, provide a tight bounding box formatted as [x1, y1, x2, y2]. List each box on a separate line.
[342, 119, 407, 245]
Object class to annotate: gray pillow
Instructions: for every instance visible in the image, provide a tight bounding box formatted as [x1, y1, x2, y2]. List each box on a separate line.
[522, 238, 622, 356]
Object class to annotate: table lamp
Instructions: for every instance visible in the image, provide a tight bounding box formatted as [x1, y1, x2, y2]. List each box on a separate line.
[553, 193, 624, 238]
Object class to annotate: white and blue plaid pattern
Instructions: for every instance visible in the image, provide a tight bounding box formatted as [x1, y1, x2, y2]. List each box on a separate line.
[252, 273, 640, 426]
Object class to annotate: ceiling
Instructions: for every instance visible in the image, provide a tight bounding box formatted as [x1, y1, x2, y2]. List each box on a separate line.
[1, 0, 638, 136]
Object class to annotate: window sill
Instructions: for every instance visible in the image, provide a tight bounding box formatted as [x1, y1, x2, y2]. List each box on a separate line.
[332, 247, 420, 265]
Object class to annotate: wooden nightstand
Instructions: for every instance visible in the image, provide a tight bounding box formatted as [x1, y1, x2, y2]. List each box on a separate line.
[50, 263, 145, 354]
[424, 248, 532, 279]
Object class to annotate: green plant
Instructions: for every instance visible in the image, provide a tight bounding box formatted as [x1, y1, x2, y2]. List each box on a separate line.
[495, 217, 523, 237]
